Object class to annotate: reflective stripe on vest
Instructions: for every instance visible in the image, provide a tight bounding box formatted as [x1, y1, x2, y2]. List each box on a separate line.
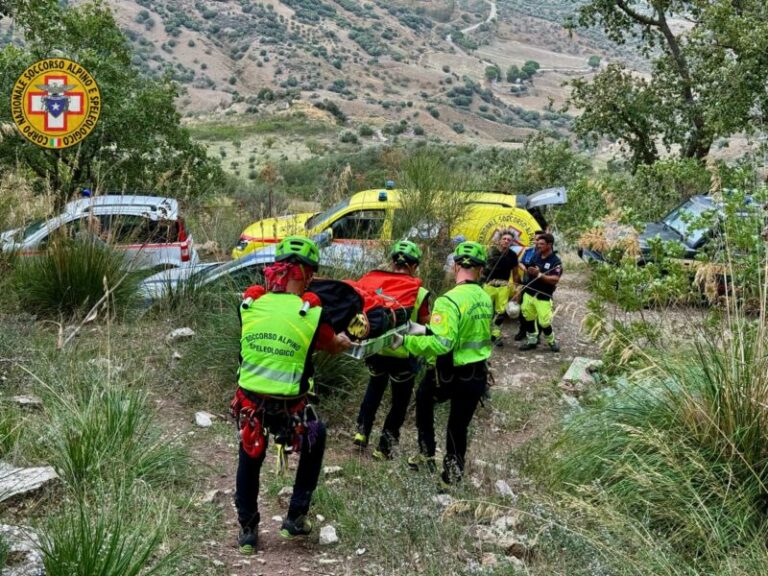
[238, 293, 321, 396]
[445, 283, 493, 366]
[380, 285, 430, 359]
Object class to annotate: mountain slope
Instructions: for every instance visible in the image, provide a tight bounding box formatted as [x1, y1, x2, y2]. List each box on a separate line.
[107, 0, 629, 144]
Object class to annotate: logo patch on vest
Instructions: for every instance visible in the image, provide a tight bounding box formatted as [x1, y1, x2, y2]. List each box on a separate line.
[431, 313, 442, 324]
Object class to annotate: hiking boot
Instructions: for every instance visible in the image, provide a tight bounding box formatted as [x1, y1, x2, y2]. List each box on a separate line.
[280, 515, 312, 538]
[407, 454, 436, 473]
[353, 432, 368, 448]
[548, 341, 560, 353]
[372, 448, 392, 461]
[238, 527, 258, 555]
[513, 330, 526, 341]
[518, 341, 538, 351]
[493, 338, 504, 348]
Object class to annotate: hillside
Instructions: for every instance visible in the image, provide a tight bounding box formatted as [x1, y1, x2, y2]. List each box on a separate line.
[109, 0, 628, 146]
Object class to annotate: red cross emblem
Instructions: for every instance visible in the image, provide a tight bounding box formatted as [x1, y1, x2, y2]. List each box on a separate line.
[27, 74, 85, 132]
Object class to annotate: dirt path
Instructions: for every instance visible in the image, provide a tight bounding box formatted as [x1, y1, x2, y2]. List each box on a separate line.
[194, 272, 596, 575]
[446, 0, 497, 56]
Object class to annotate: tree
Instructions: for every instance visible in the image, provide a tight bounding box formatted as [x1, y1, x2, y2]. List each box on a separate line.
[506, 65, 522, 83]
[521, 60, 540, 79]
[572, 0, 768, 167]
[0, 0, 223, 207]
[588, 55, 601, 69]
[484, 64, 501, 82]
[571, 64, 661, 166]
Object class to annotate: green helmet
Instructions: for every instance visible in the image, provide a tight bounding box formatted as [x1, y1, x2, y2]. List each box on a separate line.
[453, 241, 487, 268]
[275, 236, 320, 270]
[390, 240, 422, 265]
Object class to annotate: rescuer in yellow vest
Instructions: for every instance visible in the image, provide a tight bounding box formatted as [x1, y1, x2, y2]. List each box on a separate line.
[230, 236, 351, 554]
[391, 241, 494, 489]
[353, 240, 431, 460]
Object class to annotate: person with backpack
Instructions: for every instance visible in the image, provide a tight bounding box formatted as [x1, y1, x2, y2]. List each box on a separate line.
[353, 240, 431, 460]
[391, 241, 494, 489]
[230, 236, 352, 554]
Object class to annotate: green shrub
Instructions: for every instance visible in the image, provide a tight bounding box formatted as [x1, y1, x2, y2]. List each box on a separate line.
[40, 490, 180, 576]
[13, 238, 139, 317]
[42, 371, 188, 489]
[339, 130, 359, 144]
[358, 124, 374, 137]
[548, 299, 768, 571]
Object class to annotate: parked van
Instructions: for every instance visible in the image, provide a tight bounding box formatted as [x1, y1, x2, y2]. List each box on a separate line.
[0, 195, 198, 270]
[232, 186, 566, 259]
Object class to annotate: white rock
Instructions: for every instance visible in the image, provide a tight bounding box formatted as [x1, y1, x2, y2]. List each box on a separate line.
[316, 514, 326, 522]
[0, 463, 59, 503]
[173, 351, 183, 360]
[495, 479, 517, 500]
[318, 525, 339, 545]
[323, 465, 342, 477]
[271, 515, 282, 522]
[9, 395, 42, 408]
[195, 411, 214, 427]
[432, 494, 454, 507]
[199, 489, 220, 504]
[0, 524, 44, 576]
[356, 547, 366, 556]
[166, 327, 195, 342]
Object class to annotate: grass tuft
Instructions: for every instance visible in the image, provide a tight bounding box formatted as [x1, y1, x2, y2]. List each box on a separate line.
[40, 488, 180, 576]
[13, 238, 139, 317]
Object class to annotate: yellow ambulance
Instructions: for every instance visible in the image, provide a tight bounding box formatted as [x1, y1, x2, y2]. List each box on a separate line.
[232, 186, 566, 259]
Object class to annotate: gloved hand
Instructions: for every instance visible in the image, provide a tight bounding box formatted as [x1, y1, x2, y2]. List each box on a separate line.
[406, 321, 427, 336]
[390, 333, 404, 350]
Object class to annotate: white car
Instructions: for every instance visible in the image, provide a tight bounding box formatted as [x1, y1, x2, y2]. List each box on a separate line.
[138, 231, 380, 306]
[1, 195, 198, 271]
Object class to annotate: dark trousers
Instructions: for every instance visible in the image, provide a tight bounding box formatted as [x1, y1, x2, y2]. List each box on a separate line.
[415, 362, 487, 483]
[235, 411, 326, 529]
[356, 354, 417, 453]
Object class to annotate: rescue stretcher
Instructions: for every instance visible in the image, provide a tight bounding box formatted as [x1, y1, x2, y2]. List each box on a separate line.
[306, 270, 423, 360]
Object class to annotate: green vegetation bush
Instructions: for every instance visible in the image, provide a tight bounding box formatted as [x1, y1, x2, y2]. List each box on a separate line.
[41, 490, 180, 576]
[13, 238, 139, 318]
[340, 130, 359, 144]
[41, 370, 188, 489]
[314, 99, 347, 124]
[358, 124, 374, 137]
[548, 311, 768, 572]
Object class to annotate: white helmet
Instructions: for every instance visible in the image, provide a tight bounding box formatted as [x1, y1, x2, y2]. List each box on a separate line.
[506, 300, 520, 319]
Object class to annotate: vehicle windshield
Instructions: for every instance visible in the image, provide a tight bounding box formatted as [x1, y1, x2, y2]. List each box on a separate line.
[663, 199, 713, 247]
[15, 219, 46, 240]
[304, 198, 350, 230]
